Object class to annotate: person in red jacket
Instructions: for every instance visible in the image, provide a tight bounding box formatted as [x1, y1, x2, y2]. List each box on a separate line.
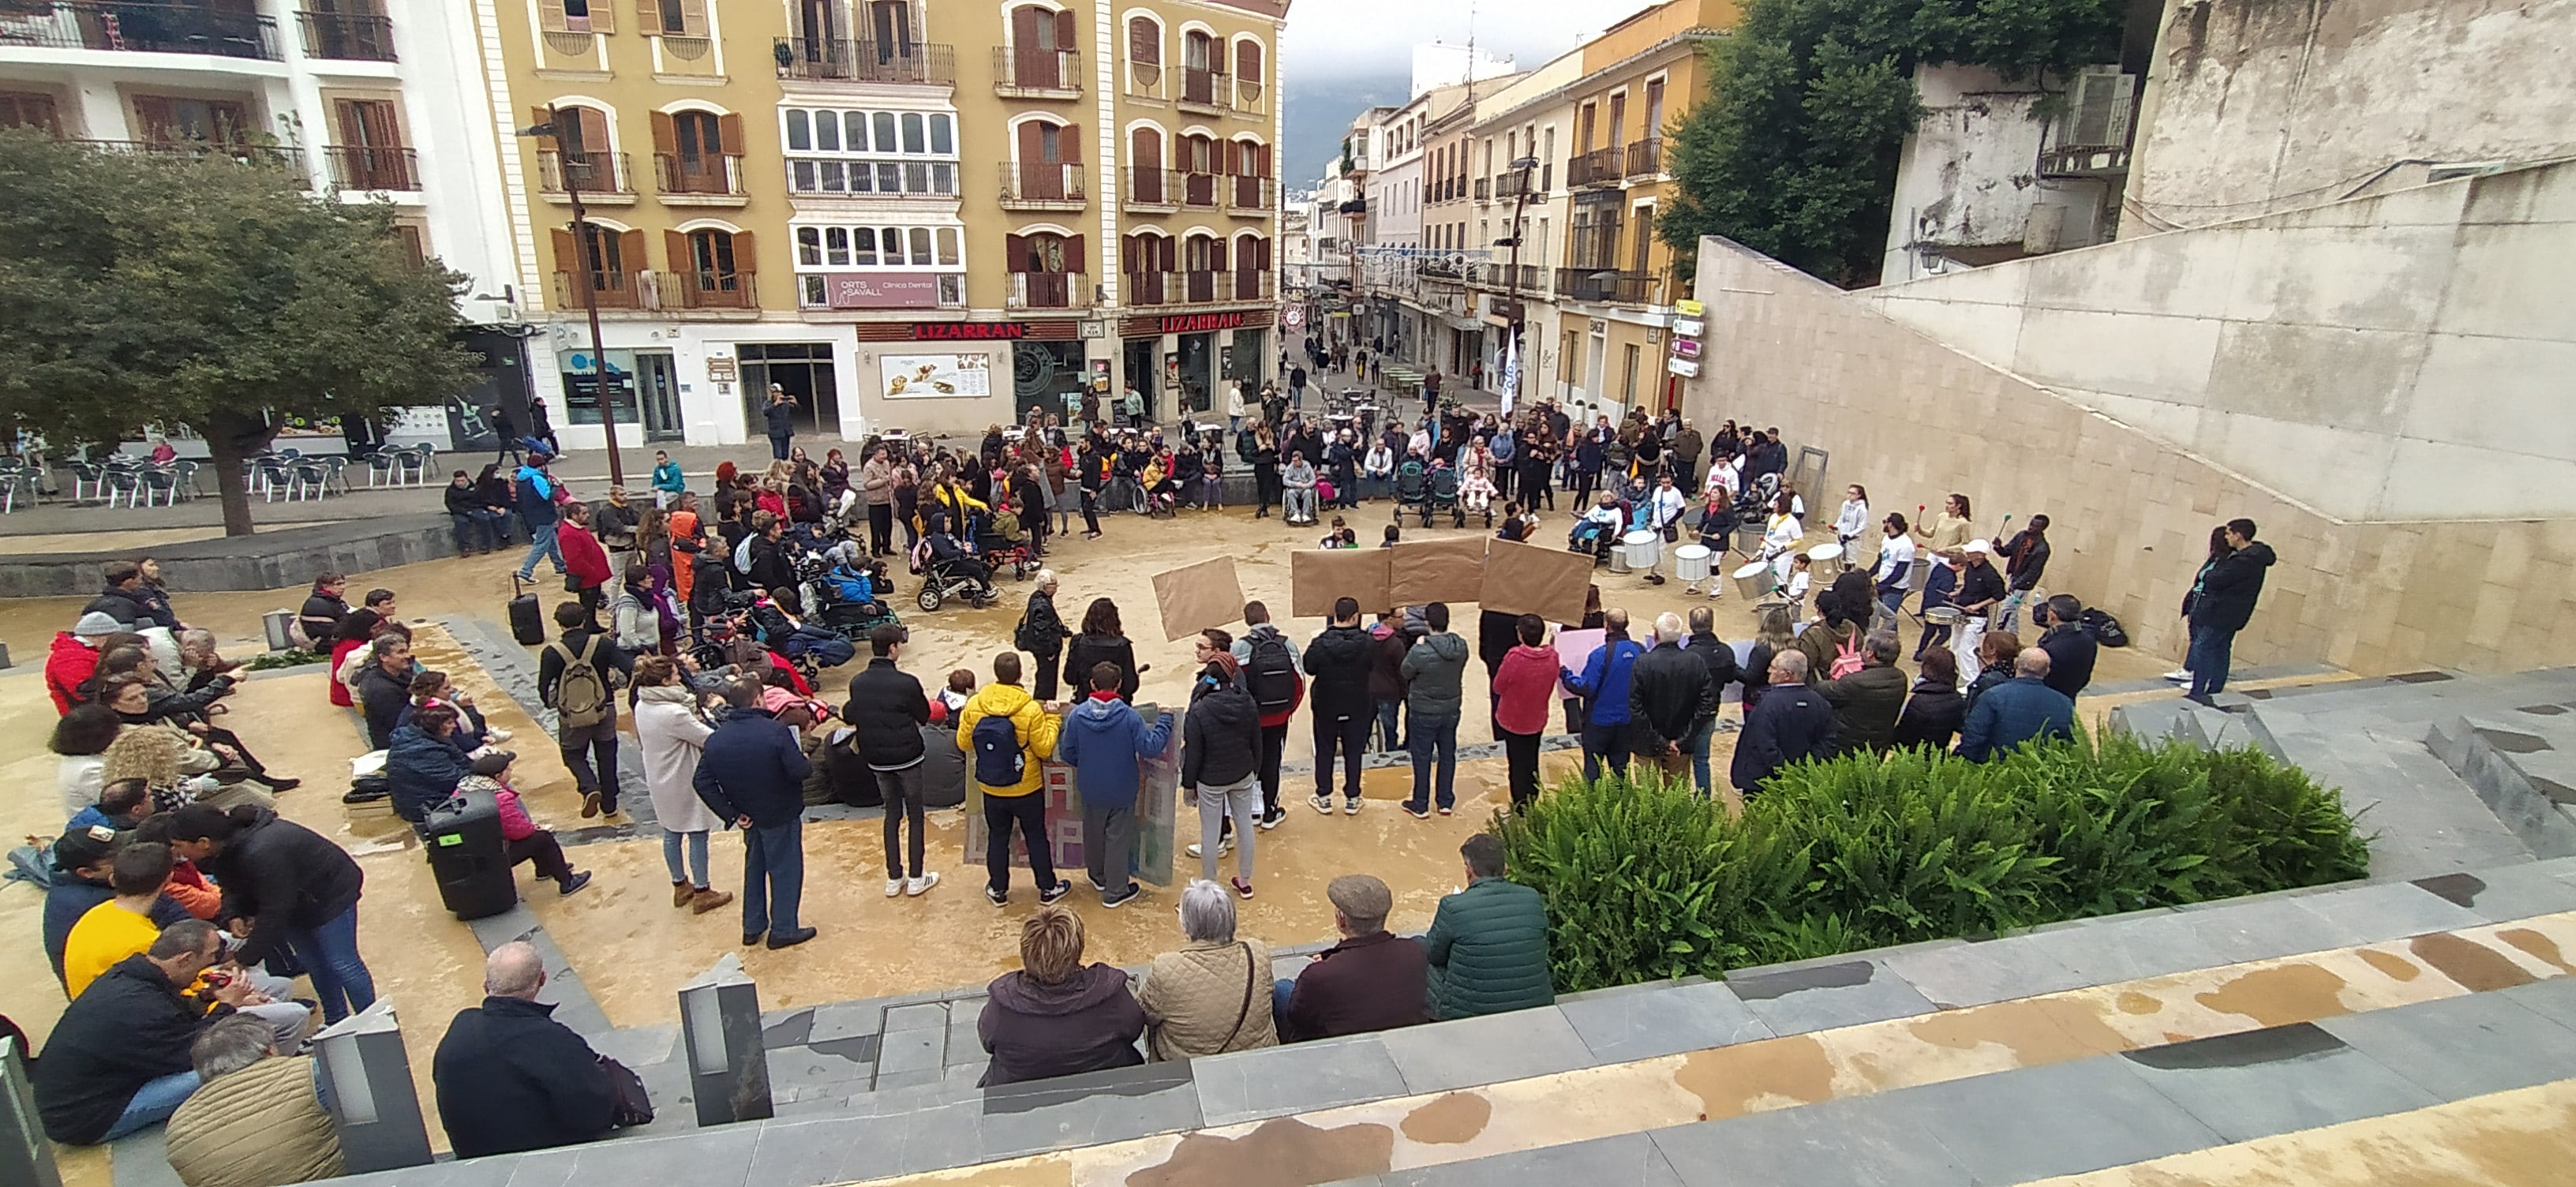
[1489, 614, 1563, 810]
[557, 501, 613, 630]
[47, 612, 124, 714]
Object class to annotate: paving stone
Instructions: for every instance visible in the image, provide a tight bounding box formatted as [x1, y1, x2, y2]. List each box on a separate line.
[107, 1126, 181, 1187]
[1725, 960, 1937, 1035]
[1384, 1131, 1686, 1186]
[1376, 1006, 1601, 1093]
[2291, 880, 2489, 944]
[2322, 990, 2576, 1102]
[1878, 936, 2091, 1009]
[760, 1009, 814, 1050]
[586, 1024, 680, 1069]
[884, 1002, 949, 1032]
[888, 1099, 988, 1174]
[743, 1114, 915, 1185]
[489, 1146, 583, 1187]
[1556, 979, 1773, 1063]
[874, 1027, 946, 1074]
[1650, 1092, 1977, 1187]
[806, 1001, 886, 1043]
[2172, 895, 2368, 964]
[1869, 1055, 2225, 1184]
[2022, 911, 2239, 985]
[2119, 1023, 2439, 1143]
[569, 1125, 760, 1187]
[2499, 974, 2576, 1018]
[870, 1067, 946, 1093]
[977, 1062, 1203, 1161]
[2420, 863, 2576, 923]
[945, 1017, 984, 1065]
[1193, 1033, 1410, 1125]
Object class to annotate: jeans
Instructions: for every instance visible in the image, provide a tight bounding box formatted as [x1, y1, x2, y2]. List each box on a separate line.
[1405, 714, 1459, 811]
[283, 906, 375, 1024]
[1271, 977, 1295, 1028]
[1501, 727, 1542, 808]
[1582, 719, 1633, 782]
[1257, 722, 1288, 815]
[452, 510, 508, 552]
[662, 829, 710, 887]
[984, 792, 1058, 894]
[1375, 698, 1406, 752]
[2188, 623, 2237, 698]
[1033, 647, 1062, 702]
[875, 765, 928, 879]
[1687, 717, 1717, 796]
[741, 819, 806, 938]
[1197, 775, 1261, 882]
[516, 519, 564, 579]
[1313, 713, 1369, 803]
[1084, 804, 1136, 895]
[768, 432, 792, 461]
[504, 830, 575, 883]
[99, 1070, 200, 1143]
[557, 716, 622, 810]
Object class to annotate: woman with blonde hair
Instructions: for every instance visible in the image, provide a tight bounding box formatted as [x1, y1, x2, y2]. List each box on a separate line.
[1137, 880, 1279, 1060]
[99, 681, 268, 812]
[976, 905, 1145, 1087]
[1741, 605, 1799, 712]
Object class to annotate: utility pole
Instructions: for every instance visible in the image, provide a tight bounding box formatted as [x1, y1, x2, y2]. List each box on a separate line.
[526, 104, 625, 488]
[1501, 154, 1537, 417]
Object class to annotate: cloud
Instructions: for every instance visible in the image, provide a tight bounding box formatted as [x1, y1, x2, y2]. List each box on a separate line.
[1282, 0, 1606, 83]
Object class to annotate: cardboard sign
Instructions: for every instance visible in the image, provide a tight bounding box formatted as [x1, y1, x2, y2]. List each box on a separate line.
[1553, 627, 1605, 700]
[1479, 539, 1596, 623]
[1150, 556, 1245, 642]
[964, 702, 1179, 887]
[1387, 536, 1488, 606]
[1290, 548, 1393, 618]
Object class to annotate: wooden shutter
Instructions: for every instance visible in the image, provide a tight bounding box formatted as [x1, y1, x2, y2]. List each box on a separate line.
[552, 227, 579, 272]
[680, 0, 709, 36]
[1010, 6, 1043, 48]
[1054, 9, 1076, 49]
[635, 0, 661, 33]
[1062, 234, 1084, 275]
[1005, 233, 1029, 271]
[1236, 38, 1262, 84]
[618, 230, 645, 275]
[538, 0, 570, 33]
[664, 229, 688, 271]
[717, 112, 743, 155]
[584, 0, 615, 32]
[730, 230, 755, 275]
[650, 110, 676, 155]
[1128, 17, 1157, 66]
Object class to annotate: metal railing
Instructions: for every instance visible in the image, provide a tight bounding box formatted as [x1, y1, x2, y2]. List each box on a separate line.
[5, 2, 280, 59]
[771, 38, 956, 85]
[1127, 270, 1273, 304]
[1471, 262, 1550, 294]
[537, 149, 635, 195]
[1473, 177, 1490, 201]
[1180, 169, 1219, 208]
[1227, 174, 1275, 211]
[1179, 66, 1230, 110]
[1555, 268, 1651, 304]
[75, 138, 306, 186]
[654, 152, 745, 197]
[1568, 147, 1623, 187]
[997, 160, 1085, 208]
[992, 46, 1080, 94]
[324, 144, 417, 191]
[662, 269, 756, 309]
[295, 9, 391, 59]
[1624, 136, 1664, 178]
[1125, 166, 1181, 208]
[1006, 271, 1086, 309]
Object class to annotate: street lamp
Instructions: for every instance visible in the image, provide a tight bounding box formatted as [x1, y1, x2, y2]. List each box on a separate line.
[1500, 155, 1539, 414]
[519, 106, 626, 488]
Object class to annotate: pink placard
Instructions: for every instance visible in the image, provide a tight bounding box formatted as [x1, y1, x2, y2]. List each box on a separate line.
[827, 272, 944, 309]
[1552, 627, 1604, 700]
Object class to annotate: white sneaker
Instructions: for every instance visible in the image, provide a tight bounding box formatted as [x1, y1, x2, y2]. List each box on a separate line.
[2163, 668, 2192, 682]
[1185, 837, 1235, 859]
[1344, 798, 1362, 814]
[904, 872, 941, 897]
[484, 726, 515, 744]
[885, 878, 904, 898]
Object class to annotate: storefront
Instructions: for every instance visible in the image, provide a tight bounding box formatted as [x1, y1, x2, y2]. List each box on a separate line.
[1116, 309, 1275, 419]
[849, 318, 1089, 435]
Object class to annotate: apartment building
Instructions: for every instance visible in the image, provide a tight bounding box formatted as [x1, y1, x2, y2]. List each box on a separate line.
[477, 0, 1287, 446]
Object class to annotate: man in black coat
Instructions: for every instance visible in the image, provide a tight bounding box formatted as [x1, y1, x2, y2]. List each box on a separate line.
[1681, 606, 1742, 796]
[845, 625, 937, 888]
[36, 921, 245, 1145]
[1627, 612, 1717, 783]
[2034, 594, 2099, 699]
[1732, 651, 1835, 798]
[2185, 519, 2277, 701]
[694, 679, 818, 949]
[432, 942, 618, 1159]
[1819, 632, 1909, 755]
[1305, 598, 1379, 814]
[84, 561, 181, 631]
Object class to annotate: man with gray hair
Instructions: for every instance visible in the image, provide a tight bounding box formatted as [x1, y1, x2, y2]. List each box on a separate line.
[1135, 880, 1280, 1059]
[1732, 650, 1835, 799]
[1959, 647, 2078, 762]
[166, 1015, 346, 1187]
[431, 942, 620, 1159]
[1820, 631, 1909, 755]
[1627, 612, 1717, 782]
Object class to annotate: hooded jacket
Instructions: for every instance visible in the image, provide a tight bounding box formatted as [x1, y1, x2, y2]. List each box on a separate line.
[955, 683, 1061, 797]
[1182, 672, 1261, 788]
[431, 995, 616, 1159]
[691, 706, 812, 827]
[386, 723, 471, 822]
[2188, 541, 2277, 632]
[843, 657, 930, 769]
[1304, 623, 1377, 720]
[1230, 624, 1306, 728]
[47, 632, 101, 714]
[976, 963, 1145, 1088]
[1368, 620, 1413, 702]
[201, 808, 364, 967]
[1491, 644, 1562, 736]
[1054, 695, 1174, 813]
[1399, 631, 1470, 720]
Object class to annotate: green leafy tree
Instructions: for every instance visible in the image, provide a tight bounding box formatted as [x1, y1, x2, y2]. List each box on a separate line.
[0, 131, 476, 535]
[1661, 0, 2124, 286]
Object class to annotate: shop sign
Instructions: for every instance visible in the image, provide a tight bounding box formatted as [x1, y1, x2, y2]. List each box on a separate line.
[879, 354, 992, 398]
[705, 356, 737, 383]
[825, 272, 945, 309]
[912, 322, 1028, 341]
[1160, 311, 1249, 334]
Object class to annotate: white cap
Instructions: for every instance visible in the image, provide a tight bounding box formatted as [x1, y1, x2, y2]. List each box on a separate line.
[1964, 539, 1991, 554]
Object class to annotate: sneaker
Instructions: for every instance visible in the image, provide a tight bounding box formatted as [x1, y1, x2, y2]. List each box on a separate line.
[1403, 803, 1432, 820]
[579, 791, 602, 819]
[557, 871, 593, 895]
[986, 886, 1009, 907]
[1185, 837, 1235, 859]
[1308, 794, 1336, 815]
[1437, 806, 1454, 817]
[886, 878, 907, 898]
[904, 872, 941, 897]
[1100, 884, 1141, 909]
[2163, 668, 2192, 682]
[1231, 878, 1254, 900]
[1344, 798, 1362, 815]
[1039, 879, 1075, 905]
[485, 726, 515, 744]
[1258, 806, 1286, 830]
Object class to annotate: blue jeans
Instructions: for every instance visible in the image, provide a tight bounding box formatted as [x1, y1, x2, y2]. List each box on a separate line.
[99, 1070, 200, 1142]
[452, 509, 509, 552]
[1687, 717, 1717, 796]
[742, 819, 806, 938]
[769, 432, 792, 461]
[1582, 720, 1633, 782]
[283, 906, 374, 1024]
[1375, 699, 1405, 752]
[1272, 977, 1296, 1028]
[662, 829, 710, 887]
[516, 519, 564, 579]
[1405, 714, 1459, 811]
[2188, 623, 2237, 698]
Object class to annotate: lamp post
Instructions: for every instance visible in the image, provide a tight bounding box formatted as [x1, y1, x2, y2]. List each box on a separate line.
[1500, 155, 1539, 415]
[519, 106, 627, 488]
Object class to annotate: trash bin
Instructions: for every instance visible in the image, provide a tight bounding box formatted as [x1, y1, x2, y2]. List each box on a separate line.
[420, 786, 517, 920]
[263, 609, 298, 652]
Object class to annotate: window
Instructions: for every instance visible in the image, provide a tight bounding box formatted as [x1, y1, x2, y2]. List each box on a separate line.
[1128, 17, 1162, 92]
[0, 92, 61, 136]
[539, 0, 613, 34]
[642, 0, 707, 36]
[134, 95, 254, 145]
[781, 107, 957, 196]
[792, 223, 964, 306]
[1622, 343, 1640, 403]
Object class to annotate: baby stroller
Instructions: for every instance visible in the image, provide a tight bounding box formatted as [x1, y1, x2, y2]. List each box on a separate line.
[1424, 464, 1465, 528]
[1391, 459, 1429, 524]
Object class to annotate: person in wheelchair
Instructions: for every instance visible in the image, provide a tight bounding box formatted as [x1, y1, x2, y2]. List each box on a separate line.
[1568, 493, 1625, 564]
[925, 513, 997, 597]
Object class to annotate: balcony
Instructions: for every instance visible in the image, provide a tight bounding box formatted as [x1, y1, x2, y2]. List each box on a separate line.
[1569, 147, 1623, 188]
[997, 160, 1084, 211]
[1470, 261, 1550, 295]
[663, 269, 757, 310]
[1006, 271, 1087, 309]
[993, 46, 1080, 98]
[552, 269, 642, 310]
[76, 138, 305, 186]
[1178, 168, 1219, 208]
[1473, 177, 1489, 202]
[2039, 143, 2132, 178]
[772, 39, 955, 86]
[536, 150, 636, 202]
[1178, 66, 1229, 114]
[1623, 136, 1664, 178]
[2, 2, 281, 60]
[1125, 167, 1181, 211]
[324, 144, 417, 191]
[296, 9, 392, 61]
[1125, 270, 1273, 305]
[1496, 170, 1544, 201]
[1226, 174, 1274, 212]
[655, 152, 747, 203]
[1234, 77, 1267, 116]
[1556, 267, 1652, 304]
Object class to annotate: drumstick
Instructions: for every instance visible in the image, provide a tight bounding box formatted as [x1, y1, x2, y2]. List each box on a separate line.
[1995, 513, 2014, 541]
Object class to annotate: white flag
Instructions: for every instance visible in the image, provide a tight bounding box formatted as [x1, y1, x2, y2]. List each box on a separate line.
[1499, 333, 1521, 418]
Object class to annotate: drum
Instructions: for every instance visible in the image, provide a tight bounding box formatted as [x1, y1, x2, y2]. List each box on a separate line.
[1923, 605, 1964, 625]
[1623, 530, 1661, 572]
[1807, 541, 1844, 572]
[1608, 545, 1631, 574]
[1732, 559, 1775, 601]
[1674, 544, 1713, 582]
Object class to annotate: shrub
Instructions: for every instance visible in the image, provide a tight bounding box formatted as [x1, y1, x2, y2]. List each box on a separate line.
[1494, 735, 2369, 994]
[244, 649, 327, 670]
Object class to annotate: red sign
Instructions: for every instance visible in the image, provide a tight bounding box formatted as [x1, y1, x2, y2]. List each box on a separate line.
[1160, 311, 1249, 334]
[825, 272, 945, 309]
[911, 321, 1028, 341]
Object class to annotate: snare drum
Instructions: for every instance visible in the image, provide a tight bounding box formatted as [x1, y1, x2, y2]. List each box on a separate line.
[1732, 559, 1775, 601]
[1923, 605, 1964, 625]
[1674, 544, 1713, 583]
[1807, 541, 1845, 572]
[1623, 530, 1662, 572]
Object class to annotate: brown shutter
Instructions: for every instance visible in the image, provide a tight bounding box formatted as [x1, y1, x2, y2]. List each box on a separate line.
[730, 230, 755, 274]
[585, 1, 614, 32]
[650, 110, 676, 155]
[1223, 139, 1238, 176]
[618, 230, 645, 276]
[539, 1, 570, 33]
[680, 0, 710, 36]
[1010, 6, 1042, 48]
[664, 228, 688, 271]
[1128, 17, 1157, 65]
[717, 113, 743, 155]
[1061, 122, 1081, 164]
[1236, 39, 1261, 84]
[635, 0, 661, 33]
[1054, 9, 1075, 50]
[552, 227, 579, 272]
[1121, 235, 1139, 274]
[1063, 234, 1084, 275]
[530, 106, 556, 141]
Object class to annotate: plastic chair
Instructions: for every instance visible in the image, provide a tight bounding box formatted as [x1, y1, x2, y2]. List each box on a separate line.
[102, 468, 142, 508]
[291, 459, 331, 500]
[69, 461, 104, 501]
[323, 455, 350, 495]
[362, 451, 395, 487]
[137, 467, 178, 507]
[394, 447, 429, 486]
[254, 459, 298, 502]
[172, 459, 201, 500]
[0, 461, 22, 513]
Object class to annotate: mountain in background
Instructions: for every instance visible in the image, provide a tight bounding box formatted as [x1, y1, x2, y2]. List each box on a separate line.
[1282, 72, 1410, 187]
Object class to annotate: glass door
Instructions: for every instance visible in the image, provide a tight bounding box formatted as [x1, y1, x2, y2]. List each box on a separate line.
[635, 352, 682, 440]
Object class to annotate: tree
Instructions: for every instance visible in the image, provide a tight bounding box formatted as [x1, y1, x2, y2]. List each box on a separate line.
[0, 131, 477, 535]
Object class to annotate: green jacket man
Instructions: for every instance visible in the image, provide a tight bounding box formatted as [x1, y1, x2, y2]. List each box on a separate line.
[1422, 835, 1554, 1020]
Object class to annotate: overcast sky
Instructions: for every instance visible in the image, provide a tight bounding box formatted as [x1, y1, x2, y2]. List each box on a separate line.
[1282, 0, 1609, 84]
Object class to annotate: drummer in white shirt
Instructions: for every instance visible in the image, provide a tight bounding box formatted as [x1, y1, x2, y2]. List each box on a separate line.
[1872, 512, 1918, 626]
[1638, 475, 1690, 586]
[1762, 492, 1805, 582]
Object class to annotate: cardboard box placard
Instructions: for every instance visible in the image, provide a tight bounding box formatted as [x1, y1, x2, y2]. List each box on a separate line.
[1479, 539, 1596, 623]
[1290, 548, 1393, 618]
[1387, 536, 1488, 606]
[1149, 556, 1246, 642]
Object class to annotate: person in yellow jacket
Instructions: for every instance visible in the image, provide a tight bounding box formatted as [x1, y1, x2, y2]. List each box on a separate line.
[957, 652, 1068, 907]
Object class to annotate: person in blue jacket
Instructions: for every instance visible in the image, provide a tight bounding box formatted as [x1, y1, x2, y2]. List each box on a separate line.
[1561, 608, 1645, 781]
[1054, 663, 1174, 908]
[650, 450, 688, 509]
[512, 449, 566, 582]
[691, 678, 818, 949]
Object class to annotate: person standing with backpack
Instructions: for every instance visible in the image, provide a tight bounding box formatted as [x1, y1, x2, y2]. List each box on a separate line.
[1054, 662, 1175, 908]
[537, 601, 635, 819]
[691, 676, 818, 949]
[958, 653, 1067, 906]
[1230, 602, 1303, 832]
[1018, 573, 1070, 701]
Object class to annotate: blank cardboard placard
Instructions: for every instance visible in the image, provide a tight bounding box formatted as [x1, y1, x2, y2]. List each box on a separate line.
[1149, 556, 1245, 642]
[1481, 540, 1595, 623]
[1291, 548, 1392, 618]
[1387, 536, 1488, 606]
[1553, 627, 1604, 699]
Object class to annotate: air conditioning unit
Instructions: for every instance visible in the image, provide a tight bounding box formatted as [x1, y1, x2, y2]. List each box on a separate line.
[2056, 66, 2137, 148]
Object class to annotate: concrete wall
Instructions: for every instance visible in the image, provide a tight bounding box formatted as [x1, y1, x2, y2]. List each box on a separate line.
[2124, 0, 2576, 234]
[1680, 234, 2576, 677]
[1858, 160, 2576, 522]
[1880, 65, 2049, 285]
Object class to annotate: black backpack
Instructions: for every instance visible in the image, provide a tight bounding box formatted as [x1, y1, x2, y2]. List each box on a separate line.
[971, 711, 1024, 787]
[2080, 607, 2131, 648]
[1245, 631, 1298, 712]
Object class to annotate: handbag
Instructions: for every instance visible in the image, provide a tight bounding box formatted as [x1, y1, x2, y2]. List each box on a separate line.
[598, 1054, 655, 1127]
